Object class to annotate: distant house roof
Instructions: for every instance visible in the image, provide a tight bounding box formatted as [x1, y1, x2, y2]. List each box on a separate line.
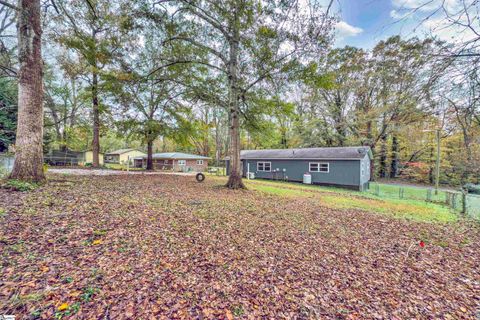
[106, 148, 143, 155]
[135, 152, 210, 160]
[239, 146, 372, 160]
[46, 149, 103, 156]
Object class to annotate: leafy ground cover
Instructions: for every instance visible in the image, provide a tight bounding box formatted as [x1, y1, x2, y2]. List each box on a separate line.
[0, 174, 479, 319]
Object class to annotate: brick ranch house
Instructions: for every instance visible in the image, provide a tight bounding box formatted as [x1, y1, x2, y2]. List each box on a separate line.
[133, 152, 210, 172]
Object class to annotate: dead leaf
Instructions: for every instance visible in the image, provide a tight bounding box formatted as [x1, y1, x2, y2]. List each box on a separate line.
[58, 303, 69, 311]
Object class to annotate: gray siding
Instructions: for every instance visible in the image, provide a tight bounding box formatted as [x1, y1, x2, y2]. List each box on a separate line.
[358, 155, 371, 191]
[243, 159, 361, 187]
[360, 154, 370, 184]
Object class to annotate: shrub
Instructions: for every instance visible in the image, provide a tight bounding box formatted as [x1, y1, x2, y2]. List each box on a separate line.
[0, 167, 8, 179]
[2, 179, 38, 192]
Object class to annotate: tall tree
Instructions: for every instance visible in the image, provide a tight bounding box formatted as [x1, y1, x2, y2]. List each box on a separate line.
[162, 0, 332, 188]
[4, 0, 45, 181]
[50, 0, 134, 166]
[44, 70, 85, 149]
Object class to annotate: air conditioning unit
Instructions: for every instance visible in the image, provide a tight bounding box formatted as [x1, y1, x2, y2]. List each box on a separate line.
[303, 173, 312, 184]
[248, 172, 255, 179]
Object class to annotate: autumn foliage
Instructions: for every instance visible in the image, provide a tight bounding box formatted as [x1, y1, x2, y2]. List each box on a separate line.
[0, 174, 478, 318]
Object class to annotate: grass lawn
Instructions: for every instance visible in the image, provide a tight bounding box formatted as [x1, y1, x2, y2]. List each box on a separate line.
[1, 174, 479, 319]
[240, 178, 456, 223]
[368, 181, 449, 203]
[104, 163, 143, 171]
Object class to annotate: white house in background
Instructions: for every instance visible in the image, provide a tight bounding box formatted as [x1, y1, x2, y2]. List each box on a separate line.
[105, 149, 146, 165]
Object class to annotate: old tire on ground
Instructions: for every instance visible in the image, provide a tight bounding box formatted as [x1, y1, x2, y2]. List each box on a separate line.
[196, 173, 205, 182]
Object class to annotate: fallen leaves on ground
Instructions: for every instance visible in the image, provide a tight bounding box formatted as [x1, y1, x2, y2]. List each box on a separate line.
[0, 174, 479, 319]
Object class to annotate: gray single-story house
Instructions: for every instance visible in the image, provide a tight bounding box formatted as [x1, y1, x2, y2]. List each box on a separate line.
[226, 146, 372, 191]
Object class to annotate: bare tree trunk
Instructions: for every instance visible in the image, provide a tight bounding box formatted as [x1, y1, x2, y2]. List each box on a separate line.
[10, 0, 45, 182]
[428, 144, 434, 184]
[366, 120, 372, 144]
[214, 110, 221, 167]
[146, 139, 153, 171]
[390, 133, 399, 178]
[69, 78, 78, 127]
[379, 133, 388, 178]
[462, 133, 472, 182]
[225, 8, 244, 189]
[91, 29, 100, 167]
[202, 108, 210, 156]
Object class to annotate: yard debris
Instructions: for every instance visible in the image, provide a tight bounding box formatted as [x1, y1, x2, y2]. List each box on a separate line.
[0, 174, 478, 319]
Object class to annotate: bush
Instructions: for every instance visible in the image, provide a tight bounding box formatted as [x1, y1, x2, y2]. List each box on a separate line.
[2, 179, 38, 192]
[0, 167, 8, 179]
[84, 162, 93, 167]
[463, 183, 480, 194]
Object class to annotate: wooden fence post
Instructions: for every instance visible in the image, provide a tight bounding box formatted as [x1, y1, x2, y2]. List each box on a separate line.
[451, 193, 457, 210]
[447, 191, 452, 206]
[426, 188, 432, 202]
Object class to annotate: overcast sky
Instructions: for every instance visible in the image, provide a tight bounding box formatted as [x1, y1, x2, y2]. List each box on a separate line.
[332, 0, 478, 48]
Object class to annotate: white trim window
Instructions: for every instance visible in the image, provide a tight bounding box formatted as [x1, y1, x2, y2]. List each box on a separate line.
[178, 160, 186, 166]
[309, 162, 329, 173]
[196, 160, 204, 165]
[257, 161, 271, 172]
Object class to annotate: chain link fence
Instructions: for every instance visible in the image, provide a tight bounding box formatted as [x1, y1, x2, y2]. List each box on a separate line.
[368, 182, 480, 220]
[464, 194, 480, 220]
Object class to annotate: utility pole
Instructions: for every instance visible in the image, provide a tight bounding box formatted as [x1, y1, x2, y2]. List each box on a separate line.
[435, 128, 440, 195]
[423, 128, 441, 195]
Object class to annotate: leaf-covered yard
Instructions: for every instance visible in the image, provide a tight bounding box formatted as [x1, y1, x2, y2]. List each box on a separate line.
[1, 174, 479, 319]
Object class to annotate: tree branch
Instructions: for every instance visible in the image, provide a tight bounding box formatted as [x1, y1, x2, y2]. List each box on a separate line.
[0, 0, 19, 11]
[164, 36, 227, 65]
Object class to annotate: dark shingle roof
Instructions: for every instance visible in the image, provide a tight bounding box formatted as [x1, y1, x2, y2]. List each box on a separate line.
[240, 146, 371, 160]
[135, 152, 210, 160]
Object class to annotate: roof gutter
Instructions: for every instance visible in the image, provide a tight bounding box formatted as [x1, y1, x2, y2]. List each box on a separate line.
[240, 158, 363, 161]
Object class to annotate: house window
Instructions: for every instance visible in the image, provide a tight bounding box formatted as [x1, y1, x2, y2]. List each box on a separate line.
[257, 162, 271, 172]
[178, 160, 186, 165]
[309, 162, 329, 173]
[197, 160, 204, 165]
[164, 159, 169, 164]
